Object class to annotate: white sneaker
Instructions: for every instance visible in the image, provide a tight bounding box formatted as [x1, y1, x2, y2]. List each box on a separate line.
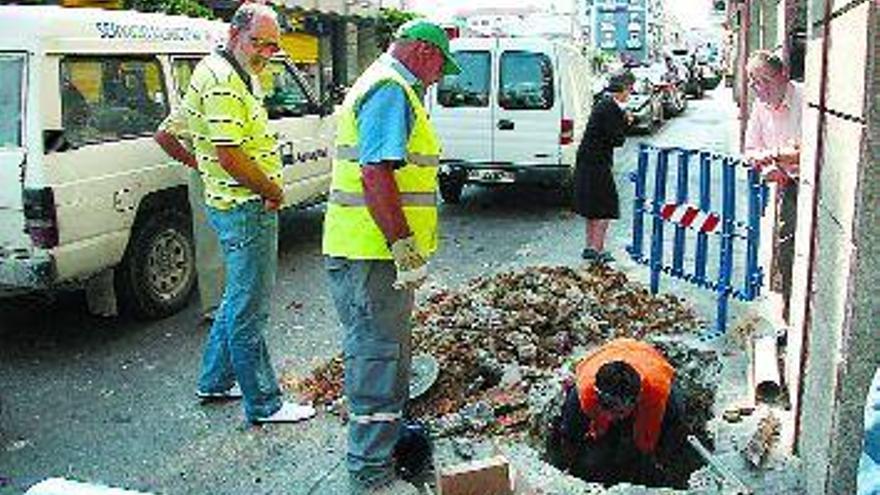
[196, 383, 242, 401]
[253, 402, 316, 424]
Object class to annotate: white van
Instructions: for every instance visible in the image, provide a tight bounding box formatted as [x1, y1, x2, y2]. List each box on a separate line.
[426, 37, 592, 203]
[0, 6, 335, 318]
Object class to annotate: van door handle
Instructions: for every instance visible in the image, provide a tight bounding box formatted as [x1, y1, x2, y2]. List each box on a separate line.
[497, 119, 515, 130]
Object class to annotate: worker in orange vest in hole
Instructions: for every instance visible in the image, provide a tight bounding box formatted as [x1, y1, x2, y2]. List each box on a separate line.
[553, 338, 690, 487]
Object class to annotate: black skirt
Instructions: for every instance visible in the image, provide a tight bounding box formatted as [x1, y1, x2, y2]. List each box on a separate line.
[573, 161, 619, 219]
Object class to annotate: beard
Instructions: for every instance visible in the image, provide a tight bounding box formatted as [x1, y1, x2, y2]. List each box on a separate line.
[247, 55, 268, 74]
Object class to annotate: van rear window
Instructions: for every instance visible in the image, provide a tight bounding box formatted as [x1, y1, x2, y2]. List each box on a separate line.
[0, 55, 25, 148]
[60, 56, 169, 148]
[172, 58, 200, 98]
[499, 51, 554, 111]
[437, 51, 490, 108]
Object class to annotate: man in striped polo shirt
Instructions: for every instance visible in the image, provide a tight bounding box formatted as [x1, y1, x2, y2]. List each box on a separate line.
[175, 3, 314, 424]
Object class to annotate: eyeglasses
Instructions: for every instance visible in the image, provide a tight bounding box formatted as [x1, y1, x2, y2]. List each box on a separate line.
[250, 36, 280, 53]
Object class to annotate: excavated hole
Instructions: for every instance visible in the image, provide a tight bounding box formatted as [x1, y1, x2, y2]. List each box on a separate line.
[534, 337, 721, 490]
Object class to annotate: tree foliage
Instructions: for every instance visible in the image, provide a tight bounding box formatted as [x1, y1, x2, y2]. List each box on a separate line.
[375, 7, 421, 51]
[123, 0, 214, 19]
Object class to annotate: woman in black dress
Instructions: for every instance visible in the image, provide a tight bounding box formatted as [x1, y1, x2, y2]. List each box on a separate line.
[574, 72, 634, 262]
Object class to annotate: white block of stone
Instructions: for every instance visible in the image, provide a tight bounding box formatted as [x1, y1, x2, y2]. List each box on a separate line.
[25, 478, 153, 495]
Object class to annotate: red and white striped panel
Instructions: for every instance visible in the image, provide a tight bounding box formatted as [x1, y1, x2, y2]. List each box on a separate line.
[660, 203, 721, 233]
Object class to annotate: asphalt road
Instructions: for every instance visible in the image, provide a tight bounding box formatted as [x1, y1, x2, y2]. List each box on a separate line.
[0, 87, 742, 494]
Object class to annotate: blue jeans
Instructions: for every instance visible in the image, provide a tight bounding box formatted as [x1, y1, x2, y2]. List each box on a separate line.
[325, 258, 414, 488]
[199, 201, 281, 422]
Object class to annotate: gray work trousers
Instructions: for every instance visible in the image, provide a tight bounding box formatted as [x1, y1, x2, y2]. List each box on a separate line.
[771, 184, 797, 321]
[188, 169, 225, 315]
[325, 257, 414, 489]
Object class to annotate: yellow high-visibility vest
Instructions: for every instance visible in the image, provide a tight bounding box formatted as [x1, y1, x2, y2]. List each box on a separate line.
[322, 59, 440, 260]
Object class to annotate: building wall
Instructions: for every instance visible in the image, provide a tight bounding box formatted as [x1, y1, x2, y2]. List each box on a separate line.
[793, 0, 879, 493]
[357, 24, 380, 75]
[345, 22, 359, 85]
[582, 0, 594, 46]
[645, 0, 664, 59]
[461, 12, 531, 37]
[593, 0, 649, 63]
[760, 0, 780, 49]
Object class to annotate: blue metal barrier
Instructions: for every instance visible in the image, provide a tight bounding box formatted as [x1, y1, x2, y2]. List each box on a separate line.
[627, 144, 766, 336]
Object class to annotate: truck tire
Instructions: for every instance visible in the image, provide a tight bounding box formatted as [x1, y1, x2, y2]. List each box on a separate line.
[116, 209, 196, 320]
[439, 175, 464, 204]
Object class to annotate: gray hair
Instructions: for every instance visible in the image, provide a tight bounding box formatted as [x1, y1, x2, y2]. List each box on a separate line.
[747, 50, 786, 75]
[230, 3, 277, 32]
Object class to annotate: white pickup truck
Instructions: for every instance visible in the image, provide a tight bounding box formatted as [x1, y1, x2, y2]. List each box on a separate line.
[0, 6, 335, 318]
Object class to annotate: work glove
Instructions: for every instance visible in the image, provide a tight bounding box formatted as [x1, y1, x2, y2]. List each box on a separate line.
[390, 236, 427, 290]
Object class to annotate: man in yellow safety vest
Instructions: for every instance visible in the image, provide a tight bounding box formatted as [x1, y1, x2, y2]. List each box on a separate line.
[322, 20, 460, 495]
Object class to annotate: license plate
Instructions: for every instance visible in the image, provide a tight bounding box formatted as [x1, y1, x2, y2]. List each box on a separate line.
[467, 169, 515, 183]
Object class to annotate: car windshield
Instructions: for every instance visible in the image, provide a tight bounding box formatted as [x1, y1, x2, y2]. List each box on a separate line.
[0, 55, 25, 148]
[632, 68, 662, 84]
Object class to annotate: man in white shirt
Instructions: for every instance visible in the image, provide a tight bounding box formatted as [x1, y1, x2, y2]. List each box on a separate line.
[743, 50, 802, 321]
[744, 51, 802, 178]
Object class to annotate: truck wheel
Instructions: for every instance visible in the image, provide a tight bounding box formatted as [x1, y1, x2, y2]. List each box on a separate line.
[439, 176, 464, 204]
[116, 209, 196, 320]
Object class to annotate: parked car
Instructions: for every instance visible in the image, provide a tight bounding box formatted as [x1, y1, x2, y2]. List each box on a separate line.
[698, 62, 722, 90]
[668, 47, 705, 99]
[624, 75, 665, 133]
[427, 37, 593, 204]
[0, 6, 336, 319]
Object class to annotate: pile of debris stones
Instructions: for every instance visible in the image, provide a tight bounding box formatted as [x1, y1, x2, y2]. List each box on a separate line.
[295, 264, 708, 439]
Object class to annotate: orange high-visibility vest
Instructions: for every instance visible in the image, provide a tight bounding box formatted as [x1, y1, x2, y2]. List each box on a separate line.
[575, 338, 675, 454]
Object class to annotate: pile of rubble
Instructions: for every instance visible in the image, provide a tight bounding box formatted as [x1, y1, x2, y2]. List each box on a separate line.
[295, 264, 703, 437]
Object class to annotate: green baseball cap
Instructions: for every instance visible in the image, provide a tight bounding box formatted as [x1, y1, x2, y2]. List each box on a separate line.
[396, 19, 461, 76]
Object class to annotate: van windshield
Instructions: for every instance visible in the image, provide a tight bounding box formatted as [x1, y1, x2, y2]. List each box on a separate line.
[0, 55, 25, 148]
[437, 51, 490, 108]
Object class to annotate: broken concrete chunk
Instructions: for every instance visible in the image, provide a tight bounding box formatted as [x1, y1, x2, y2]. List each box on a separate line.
[723, 409, 743, 423]
[742, 412, 782, 468]
[452, 437, 477, 460]
[516, 343, 538, 362]
[438, 455, 512, 495]
[738, 404, 756, 416]
[499, 365, 523, 388]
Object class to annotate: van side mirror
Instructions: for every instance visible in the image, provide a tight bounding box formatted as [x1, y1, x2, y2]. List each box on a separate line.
[316, 93, 335, 117]
[43, 129, 72, 153]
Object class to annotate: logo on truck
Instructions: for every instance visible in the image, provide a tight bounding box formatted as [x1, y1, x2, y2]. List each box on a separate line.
[94, 21, 222, 45]
[279, 144, 329, 166]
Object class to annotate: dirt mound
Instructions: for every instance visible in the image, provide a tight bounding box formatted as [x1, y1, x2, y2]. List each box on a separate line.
[293, 264, 702, 437]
